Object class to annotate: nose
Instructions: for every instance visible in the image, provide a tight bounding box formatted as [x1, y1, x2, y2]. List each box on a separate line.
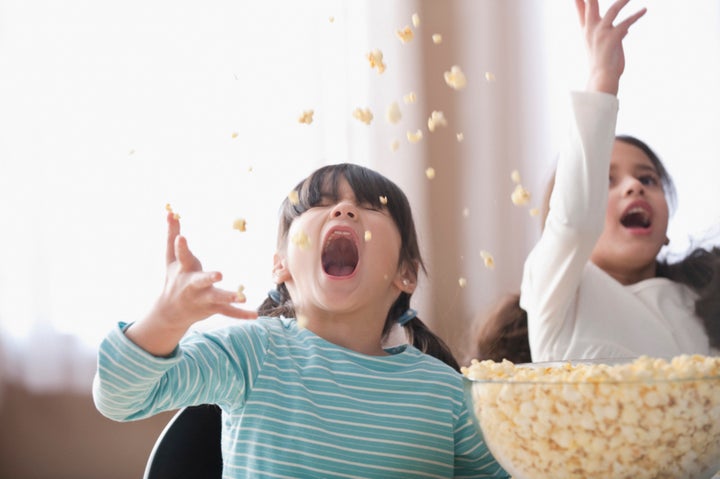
[330, 201, 357, 220]
[622, 176, 645, 197]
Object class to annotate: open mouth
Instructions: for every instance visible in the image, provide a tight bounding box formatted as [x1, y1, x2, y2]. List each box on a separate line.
[322, 229, 359, 277]
[620, 206, 651, 229]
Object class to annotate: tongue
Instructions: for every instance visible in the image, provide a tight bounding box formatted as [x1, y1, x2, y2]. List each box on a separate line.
[326, 264, 355, 276]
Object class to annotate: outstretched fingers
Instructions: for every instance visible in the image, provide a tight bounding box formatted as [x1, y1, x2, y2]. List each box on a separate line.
[615, 7, 647, 37]
[165, 212, 180, 265]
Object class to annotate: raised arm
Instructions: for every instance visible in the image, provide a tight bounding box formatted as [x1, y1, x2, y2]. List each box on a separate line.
[125, 212, 257, 356]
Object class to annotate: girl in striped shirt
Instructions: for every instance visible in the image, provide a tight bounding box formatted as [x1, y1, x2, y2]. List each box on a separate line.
[93, 163, 508, 478]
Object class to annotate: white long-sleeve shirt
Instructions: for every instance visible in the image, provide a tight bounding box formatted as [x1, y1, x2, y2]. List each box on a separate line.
[520, 91, 714, 362]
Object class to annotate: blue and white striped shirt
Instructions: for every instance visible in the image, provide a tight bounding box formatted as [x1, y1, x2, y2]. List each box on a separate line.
[93, 317, 507, 478]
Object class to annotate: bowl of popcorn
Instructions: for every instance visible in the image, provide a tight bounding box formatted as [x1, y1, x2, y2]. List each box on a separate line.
[461, 355, 720, 479]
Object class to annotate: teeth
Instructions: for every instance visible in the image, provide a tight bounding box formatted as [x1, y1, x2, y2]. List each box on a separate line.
[625, 207, 649, 219]
[324, 230, 352, 251]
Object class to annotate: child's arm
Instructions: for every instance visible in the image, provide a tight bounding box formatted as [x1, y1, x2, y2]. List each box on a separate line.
[520, 0, 645, 360]
[126, 212, 258, 357]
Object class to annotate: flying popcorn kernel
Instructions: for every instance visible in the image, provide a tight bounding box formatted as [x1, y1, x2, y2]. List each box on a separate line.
[485, 71, 496, 82]
[511, 169, 521, 183]
[231, 132, 239, 139]
[396, 26, 414, 43]
[511, 184, 531, 206]
[288, 190, 300, 205]
[480, 250, 495, 269]
[403, 92, 417, 104]
[298, 110, 314, 124]
[291, 230, 310, 249]
[385, 102, 402, 124]
[364, 230, 372, 242]
[427, 110, 447, 132]
[407, 129, 423, 143]
[425, 167, 436, 179]
[529, 207, 540, 217]
[328, 16, 335, 23]
[367, 49, 386, 74]
[128, 149, 136, 155]
[457, 132, 464, 142]
[444, 65, 467, 90]
[462, 207, 470, 217]
[233, 218, 247, 232]
[352, 107, 374, 125]
[236, 285, 246, 302]
[165, 203, 180, 220]
[432, 34, 443, 44]
[458, 277, 467, 288]
[379, 195, 388, 205]
[412, 13, 420, 27]
[390, 140, 400, 152]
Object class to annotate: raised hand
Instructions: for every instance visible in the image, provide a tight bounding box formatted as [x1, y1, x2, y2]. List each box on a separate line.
[126, 212, 257, 356]
[575, 0, 646, 95]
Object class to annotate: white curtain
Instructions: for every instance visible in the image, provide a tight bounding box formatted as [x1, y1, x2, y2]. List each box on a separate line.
[1, 0, 718, 393]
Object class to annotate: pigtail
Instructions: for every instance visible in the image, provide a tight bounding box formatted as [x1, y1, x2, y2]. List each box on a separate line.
[258, 284, 296, 319]
[472, 293, 531, 364]
[386, 292, 460, 372]
[657, 246, 720, 349]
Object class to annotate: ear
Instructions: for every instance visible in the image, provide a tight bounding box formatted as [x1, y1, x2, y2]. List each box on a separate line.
[392, 261, 418, 294]
[272, 252, 292, 284]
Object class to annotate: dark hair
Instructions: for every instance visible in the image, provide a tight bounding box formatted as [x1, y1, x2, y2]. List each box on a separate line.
[472, 294, 531, 364]
[257, 163, 460, 371]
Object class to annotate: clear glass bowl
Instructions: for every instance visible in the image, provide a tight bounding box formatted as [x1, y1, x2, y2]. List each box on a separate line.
[463, 356, 720, 479]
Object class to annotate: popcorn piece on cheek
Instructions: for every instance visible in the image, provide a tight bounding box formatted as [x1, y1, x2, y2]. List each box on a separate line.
[236, 285, 246, 302]
[298, 110, 314, 124]
[403, 92, 417, 104]
[407, 129, 423, 143]
[425, 167, 436, 180]
[233, 218, 247, 232]
[458, 277, 467, 288]
[480, 250, 495, 269]
[511, 169, 521, 184]
[485, 71, 496, 82]
[390, 140, 400, 152]
[456, 132, 464, 142]
[386, 102, 402, 124]
[288, 190, 300, 205]
[412, 13, 420, 27]
[291, 230, 311, 249]
[396, 26, 414, 43]
[427, 110, 447, 132]
[511, 184, 531, 206]
[352, 107, 374, 125]
[432, 34, 442, 44]
[444, 65, 467, 90]
[367, 49, 386, 74]
[364, 230, 372, 242]
[379, 195, 388, 205]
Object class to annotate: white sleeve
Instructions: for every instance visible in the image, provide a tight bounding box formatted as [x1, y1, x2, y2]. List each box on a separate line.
[520, 91, 619, 360]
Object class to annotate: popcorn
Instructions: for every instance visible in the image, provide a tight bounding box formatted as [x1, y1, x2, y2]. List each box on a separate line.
[232, 218, 247, 232]
[231, 132, 239, 138]
[458, 277, 467, 288]
[529, 208, 540, 217]
[425, 167, 436, 180]
[367, 49, 386, 74]
[291, 230, 310, 249]
[385, 102, 402, 124]
[128, 149, 135, 155]
[462, 207, 470, 217]
[480, 250, 495, 269]
[510, 169, 521, 184]
[390, 140, 400, 152]
[396, 26, 413, 43]
[352, 107, 374, 125]
[462, 355, 720, 479]
[411, 13, 420, 28]
[432, 34, 443, 44]
[165, 203, 180, 220]
[444, 65, 467, 90]
[364, 230, 372, 242]
[427, 110, 447, 132]
[298, 110, 314, 124]
[379, 195, 388, 205]
[328, 16, 335, 23]
[407, 129, 423, 143]
[287, 190, 300, 205]
[456, 132, 464, 142]
[236, 285, 246, 302]
[511, 184, 531, 206]
[485, 71, 496, 82]
[403, 92, 417, 104]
